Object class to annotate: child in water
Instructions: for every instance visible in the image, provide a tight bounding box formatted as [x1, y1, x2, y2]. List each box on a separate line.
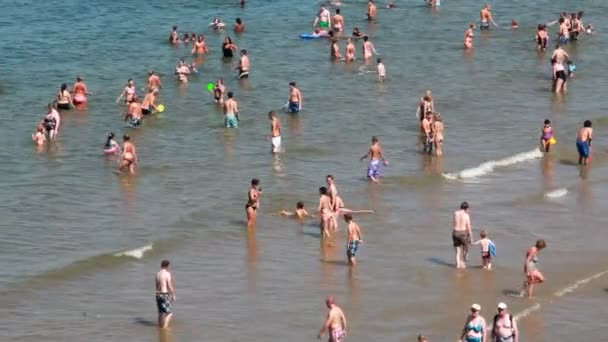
[471, 230, 495, 269]
[104, 132, 120, 155]
[540, 119, 554, 152]
[377, 58, 386, 81]
[280, 201, 309, 219]
[32, 126, 46, 146]
[567, 60, 576, 78]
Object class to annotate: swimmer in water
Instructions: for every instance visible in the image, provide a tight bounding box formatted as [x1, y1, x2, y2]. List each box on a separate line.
[56, 83, 73, 110]
[118, 134, 138, 175]
[280, 201, 310, 219]
[213, 79, 226, 105]
[317, 297, 347, 342]
[464, 23, 475, 49]
[576, 120, 593, 166]
[234, 18, 245, 33]
[141, 89, 158, 115]
[536, 24, 548, 51]
[540, 119, 553, 153]
[352, 27, 364, 38]
[585, 24, 594, 34]
[360, 136, 389, 183]
[480, 4, 498, 30]
[237, 49, 250, 79]
[386, 2, 396, 9]
[191, 35, 209, 55]
[72, 76, 91, 106]
[32, 126, 46, 146]
[223, 92, 240, 128]
[367, 0, 377, 21]
[124, 97, 143, 128]
[104, 132, 120, 155]
[345, 214, 363, 266]
[147, 71, 162, 91]
[331, 38, 342, 59]
[377, 58, 386, 81]
[345, 38, 356, 61]
[222, 37, 238, 59]
[288, 82, 302, 113]
[211, 17, 225, 31]
[362, 36, 377, 59]
[169, 26, 179, 44]
[268, 111, 281, 153]
[433, 113, 444, 156]
[521, 239, 547, 298]
[246, 178, 262, 228]
[511, 19, 519, 29]
[332, 8, 344, 33]
[314, 5, 332, 30]
[42, 103, 60, 140]
[175, 59, 191, 83]
[116, 79, 136, 104]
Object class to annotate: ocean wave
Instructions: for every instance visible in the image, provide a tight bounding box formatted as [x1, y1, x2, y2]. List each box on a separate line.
[544, 188, 568, 199]
[113, 244, 153, 259]
[443, 149, 543, 180]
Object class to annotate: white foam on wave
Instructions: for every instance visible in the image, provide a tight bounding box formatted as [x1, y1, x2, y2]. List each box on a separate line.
[443, 148, 543, 180]
[114, 244, 153, 259]
[544, 188, 568, 199]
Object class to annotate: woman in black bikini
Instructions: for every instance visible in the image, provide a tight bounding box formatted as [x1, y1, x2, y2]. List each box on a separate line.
[246, 178, 262, 228]
[222, 37, 238, 60]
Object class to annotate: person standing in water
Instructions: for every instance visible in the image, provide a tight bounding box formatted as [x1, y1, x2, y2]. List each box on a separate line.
[237, 49, 250, 79]
[213, 79, 226, 105]
[332, 8, 344, 33]
[360, 136, 389, 183]
[521, 239, 547, 298]
[223, 92, 240, 128]
[317, 297, 347, 342]
[318, 186, 333, 238]
[551, 58, 567, 93]
[453, 202, 472, 269]
[362, 36, 377, 60]
[540, 119, 553, 153]
[116, 79, 137, 104]
[314, 5, 332, 30]
[367, 0, 377, 21]
[56, 83, 73, 110]
[433, 113, 444, 156]
[147, 71, 162, 91]
[344, 214, 363, 266]
[246, 178, 262, 228]
[551, 44, 569, 64]
[459, 304, 487, 342]
[536, 25, 548, 51]
[118, 134, 138, 175]
[377, 58, 386, 81]
[345, 38, 356, 62]
[234, 18, 245, 33]
[155, 260, 176, 329]
[124, 97, 143, 127]
[480, 4, 498, 30]
[141, 89, 158, 116]
[464, 23, 475, 49]
[491, 303, 518, 342]
[268, 111, 281, 153]
[72, 76, 91, 106]
[169, 26, 179, 44]
[331, 38, 342, 59]
[43, 103, 61, 140]
[576, 120, 593, 166]
[288, 82, 302, 113]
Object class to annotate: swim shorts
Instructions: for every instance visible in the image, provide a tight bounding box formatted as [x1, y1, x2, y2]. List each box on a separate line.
[496, 335, 514, 342]
[44, 118, 56, 131]
[156, 293, 172, 314]
[367, 160, 381, 178]
[288, 101, 300, 113]
[480, 22, 490, 30]
[576, 140, 589, 158]
[225, 114, 239, 128]
[142, 108, 151, 115]
[481, 251, 491, 261]
[559, 36, 569, 44]
[330, 327, 345, 342]
[347, 240, 361, 257]
[129, 117, 142, 127]
[238, 70, 249, 79]
[57, 102, 71, 110]
[271, 136, 281, 153]
[319, 21, 329, 28]
[452, 231, 468, 248]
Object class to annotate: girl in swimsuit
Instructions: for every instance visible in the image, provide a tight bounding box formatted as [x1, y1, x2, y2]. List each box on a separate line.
[536, 24, 548, 51]
[118, 134, 137, 175]
[464, 23, 475, 49]
[522, 239, 546, 298]
[116, 79, 136, 104]
[213, 79, 225, 104]
[222, 37, 237, 59]
[72, 76, 91, 106]
[540, 119, 553, 152]
[56, 83, 73, 110]
[459, 304, 487, 342]
[246, 179, 261, 228]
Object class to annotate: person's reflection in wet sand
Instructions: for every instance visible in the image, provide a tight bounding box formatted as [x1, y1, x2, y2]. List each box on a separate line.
[346, 267, 361, 314]
[577, 172, 592, 209]
[541, 155, 554, 190]
[320, 238, 338, 290]
[521, 310, 543, 341]
[220, 130, 236, 158]
[271, 153, 284, 175]
[246, 226, 258, 293]
[287, 115, 303, 137]
[118, 174, 138, 219]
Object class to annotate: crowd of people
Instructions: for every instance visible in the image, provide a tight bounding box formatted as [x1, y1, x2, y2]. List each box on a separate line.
[29, 0, 599, 340]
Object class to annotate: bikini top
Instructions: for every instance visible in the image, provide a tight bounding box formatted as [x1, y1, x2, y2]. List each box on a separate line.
[467, 322, 483, 333]
[543, 126, 552, 138]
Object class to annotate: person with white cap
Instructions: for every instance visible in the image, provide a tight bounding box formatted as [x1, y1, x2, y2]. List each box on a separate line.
[491, 303, 518, 342]
[459, 303, 487, 342]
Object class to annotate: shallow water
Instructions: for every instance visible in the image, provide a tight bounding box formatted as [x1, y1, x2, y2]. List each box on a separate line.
[1, 0, 608, 340]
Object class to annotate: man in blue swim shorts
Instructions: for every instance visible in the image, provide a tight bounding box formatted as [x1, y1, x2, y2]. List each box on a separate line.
[223, 91, 240, 128]
[344, 214, 363, 266]
[576, 120, 593, 166]
[360, 136, 389, 182]
[287, 81, 302, 113]
[155, 260, 176, 328]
